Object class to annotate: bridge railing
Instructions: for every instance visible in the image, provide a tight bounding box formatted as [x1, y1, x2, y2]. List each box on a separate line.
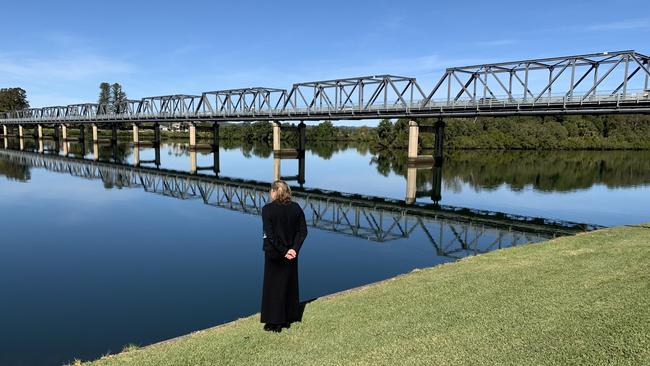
[2, 90, 649, 123]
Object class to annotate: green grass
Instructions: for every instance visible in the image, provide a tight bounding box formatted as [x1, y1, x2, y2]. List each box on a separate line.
[84, 224, 650, 366]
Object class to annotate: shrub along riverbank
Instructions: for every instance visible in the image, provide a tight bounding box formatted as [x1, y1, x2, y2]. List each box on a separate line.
[82, 223, 650, 366]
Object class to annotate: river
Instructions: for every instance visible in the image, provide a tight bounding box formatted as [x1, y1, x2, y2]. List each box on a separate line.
[0, 138, 648, 365]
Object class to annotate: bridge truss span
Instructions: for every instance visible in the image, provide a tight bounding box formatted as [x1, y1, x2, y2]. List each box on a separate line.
[2, 50, 649, 124]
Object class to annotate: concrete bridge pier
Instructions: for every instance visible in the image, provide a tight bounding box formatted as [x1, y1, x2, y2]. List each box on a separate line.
[93, 143, 99, 161]
[298, 122, 306, 152]
[2, 125, 7, 137]
[61, 124, 68, 141]
[212, 123, 220, 174]
[153, 123, 161, 146]
[272, 121, 281, 153]
[132, 124, 139, 145]
[212, 122, 219, 148]
[38, 139, 44, 154]
[78, 125, 85, 142]
[37, 125, 43, 140]
[434, 118, 445, 165]
[3, 137, 7, 149]
[62, 141, 69, 156]
[92, 124, 98, 143]
[111, 124, 118, 144]
[19, 137, 24, 151]
[18, 125, 24, 139]
[407, 120, 434, 165]
[189, 123, 197, 150]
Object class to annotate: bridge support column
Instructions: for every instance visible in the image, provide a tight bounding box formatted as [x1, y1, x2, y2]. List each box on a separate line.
[408, 120, 419, 162]
[18, 125, 24, 138]
[111, 124, 118, 144]
[132, 124, 139, 145]
[407, 120, 434, 165]
[212, 123, 220, 174]
[19, 137, 24, 151]
[2, 125, 6, 137]
[38, 139, 44, 154]
[3, 137, 7, 149]
[154, 123, 161, 146]
[298, 121, 306, 151]
[61, 124, 68, 140]
[272, 121, 281, 153]
[212, 123, 219, 148]
[37, 124, 43, 139]
[92, 124, 98, 142]
[434, 118, 445, 165]
[189, 123, 196, 149]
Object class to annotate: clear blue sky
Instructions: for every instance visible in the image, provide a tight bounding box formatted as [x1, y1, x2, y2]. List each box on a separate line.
[1, 0, 648, 108]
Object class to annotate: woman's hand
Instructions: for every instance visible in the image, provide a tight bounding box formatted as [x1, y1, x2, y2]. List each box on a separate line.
[285, 249, 297, 260]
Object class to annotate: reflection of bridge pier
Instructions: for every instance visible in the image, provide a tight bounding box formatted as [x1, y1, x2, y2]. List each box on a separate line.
[272, 121, 306, 186]
[189, 146, 219, 175]
[406, 160, 443, 205]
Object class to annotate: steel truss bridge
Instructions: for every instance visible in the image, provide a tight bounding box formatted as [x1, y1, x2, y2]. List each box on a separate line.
[1, 50, 649, 125]
[0, 148, 599, 259]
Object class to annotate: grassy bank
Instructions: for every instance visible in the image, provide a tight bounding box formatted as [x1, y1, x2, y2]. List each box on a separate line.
[83, 224, 650, 365]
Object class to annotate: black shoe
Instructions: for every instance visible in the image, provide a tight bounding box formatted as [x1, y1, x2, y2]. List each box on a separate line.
[263, 323, 282, 333]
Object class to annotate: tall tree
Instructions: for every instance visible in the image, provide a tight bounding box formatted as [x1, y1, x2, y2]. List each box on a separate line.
[111, 83, 127, 113]
[98, 82, 111, 114]
[0, 88, 29, 112]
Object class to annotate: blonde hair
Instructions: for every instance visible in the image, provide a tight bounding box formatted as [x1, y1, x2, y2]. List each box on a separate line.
[271, 180, 292, 204]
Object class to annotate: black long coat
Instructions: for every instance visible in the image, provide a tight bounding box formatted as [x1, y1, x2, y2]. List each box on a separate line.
[260, 200, 308, 325]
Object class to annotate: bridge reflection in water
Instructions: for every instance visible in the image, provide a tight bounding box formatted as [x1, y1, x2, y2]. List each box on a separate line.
[0, 139, 600, 260]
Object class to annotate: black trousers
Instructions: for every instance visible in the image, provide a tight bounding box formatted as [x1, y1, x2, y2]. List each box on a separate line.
[261, 250, 300, 325]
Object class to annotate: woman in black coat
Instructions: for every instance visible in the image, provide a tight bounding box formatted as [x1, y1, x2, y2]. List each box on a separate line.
[261, 180, 308, 332]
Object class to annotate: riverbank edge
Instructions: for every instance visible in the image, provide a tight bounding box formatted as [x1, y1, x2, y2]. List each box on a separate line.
[83, 223, 650, 365]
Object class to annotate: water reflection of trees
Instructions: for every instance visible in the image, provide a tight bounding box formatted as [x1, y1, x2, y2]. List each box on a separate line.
[0, 160, 30, 181]
[368, 148, 650, 192]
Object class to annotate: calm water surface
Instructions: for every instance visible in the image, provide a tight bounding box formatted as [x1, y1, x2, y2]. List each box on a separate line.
[1, 138, 649, 365]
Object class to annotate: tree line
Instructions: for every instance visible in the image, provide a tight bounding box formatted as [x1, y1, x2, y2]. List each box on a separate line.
[205, 114, 650, 150]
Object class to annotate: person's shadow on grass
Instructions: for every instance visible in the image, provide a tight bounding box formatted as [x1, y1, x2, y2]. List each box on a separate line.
[286, 298, 317, 327]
